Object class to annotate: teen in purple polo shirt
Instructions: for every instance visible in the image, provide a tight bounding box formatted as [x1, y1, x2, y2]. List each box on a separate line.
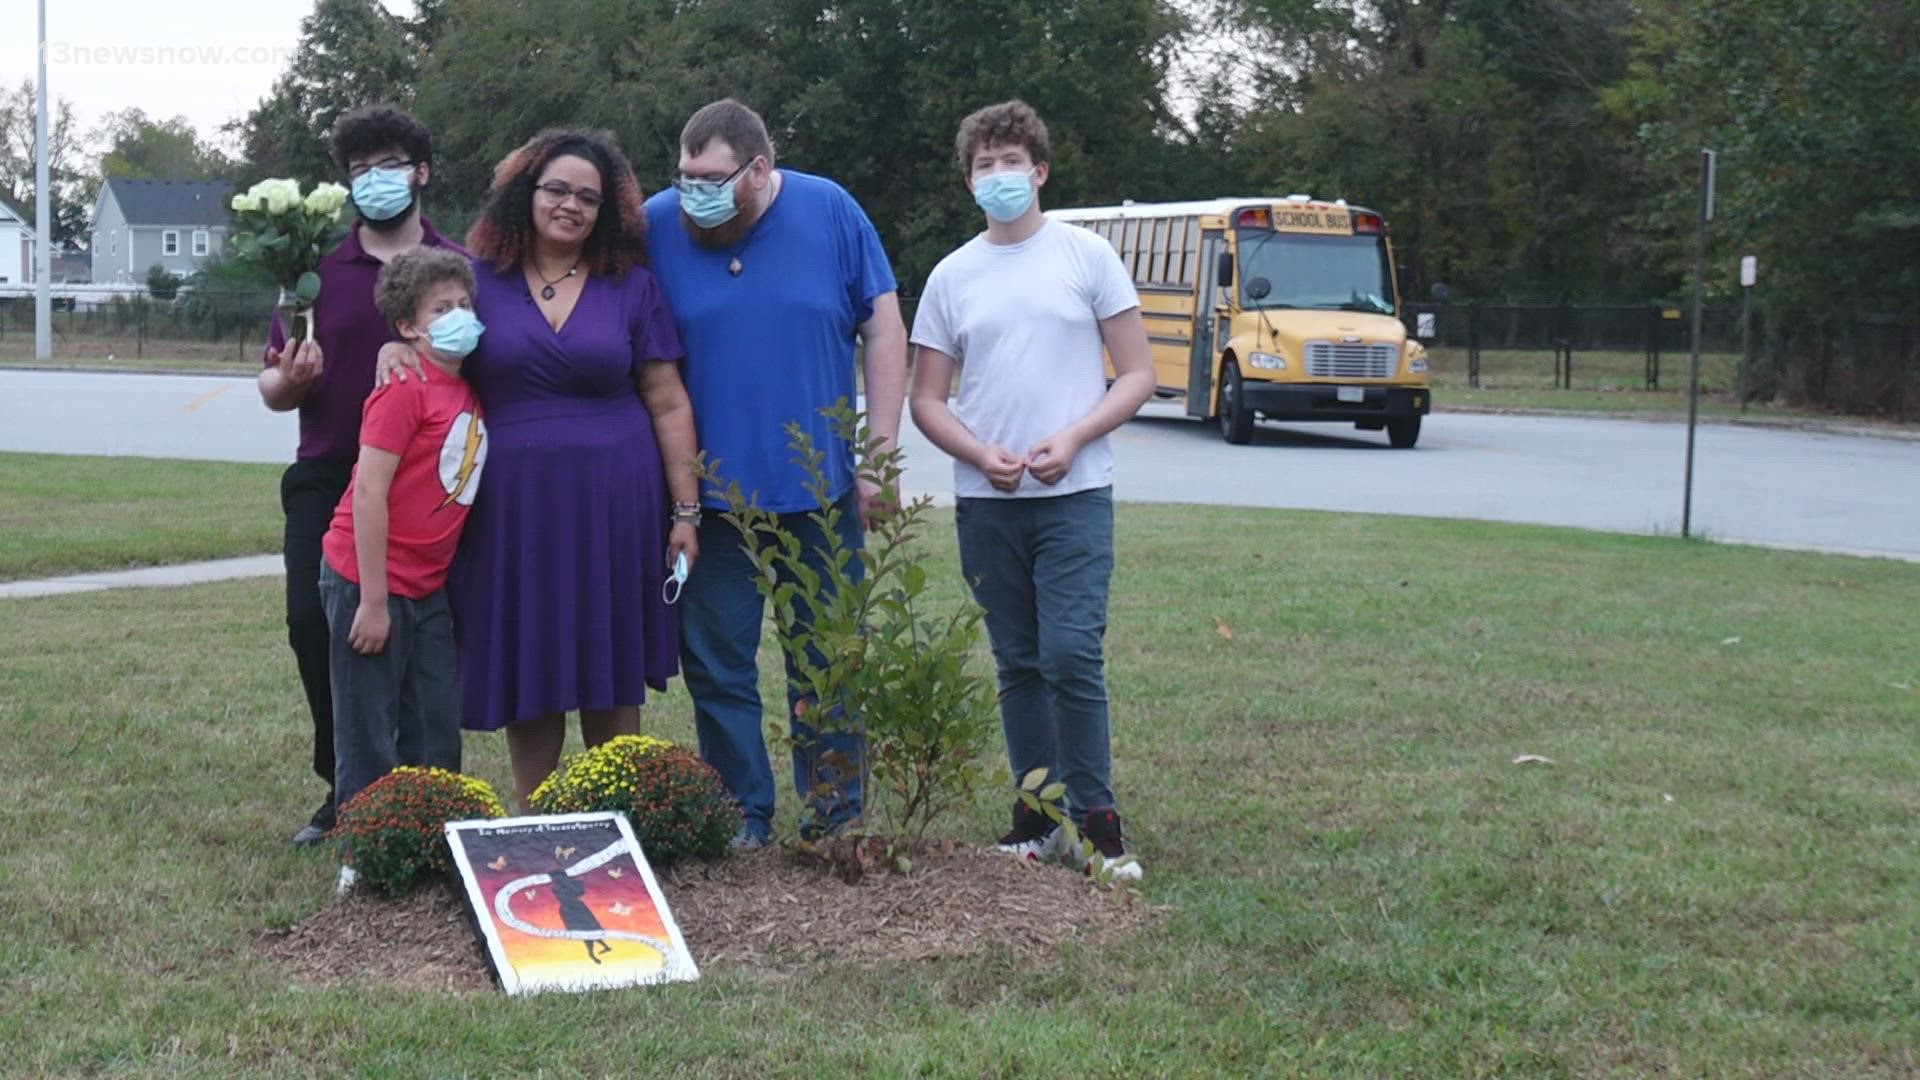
[257, 105, 466, 847]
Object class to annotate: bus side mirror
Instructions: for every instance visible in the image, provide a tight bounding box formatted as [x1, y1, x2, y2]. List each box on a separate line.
[1216, 251, 1234, 288]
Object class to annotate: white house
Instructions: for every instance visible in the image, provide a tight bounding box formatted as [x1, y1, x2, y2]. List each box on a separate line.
[0, 198, 28, 284]
[89, 179, 233, 284]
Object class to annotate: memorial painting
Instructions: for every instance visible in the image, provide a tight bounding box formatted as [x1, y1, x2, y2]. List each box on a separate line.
[446, 812, 698, 995]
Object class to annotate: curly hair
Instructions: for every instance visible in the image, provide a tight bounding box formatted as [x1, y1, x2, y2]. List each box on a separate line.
[330, 105, 433, 172]
[465, 128, 649, 277]
[954, 100, 1051, 174]
[374, 248, 476, 334]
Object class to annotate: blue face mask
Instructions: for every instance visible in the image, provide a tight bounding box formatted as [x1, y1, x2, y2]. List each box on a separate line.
[662, 551, 689, 605]
[676, 158, 756, 228]
[351, 166, 415, 222]
[425, 307, 484, 358]
[679, 179, 741, 228]
[973, 169, 1036, 223]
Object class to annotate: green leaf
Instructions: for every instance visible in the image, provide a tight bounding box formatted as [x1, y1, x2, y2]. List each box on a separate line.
[294, 271, 322, 303]
[1020, 767, 1049, 792]
[1038, 781, 1067, 802]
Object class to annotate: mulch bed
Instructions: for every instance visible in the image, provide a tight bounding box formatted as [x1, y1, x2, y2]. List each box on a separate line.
[257, 843, 1155, 992]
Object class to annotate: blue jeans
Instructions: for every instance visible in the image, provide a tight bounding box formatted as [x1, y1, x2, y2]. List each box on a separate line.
[956, 486, 1117, 817]
[318, 561, 463, 810]
[679, 488, 865, 834]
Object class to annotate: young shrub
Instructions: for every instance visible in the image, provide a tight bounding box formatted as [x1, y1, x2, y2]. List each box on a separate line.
[528, 735, 740, 865]
[697, 404, 1004, 866]
[335, 767, 509, 897]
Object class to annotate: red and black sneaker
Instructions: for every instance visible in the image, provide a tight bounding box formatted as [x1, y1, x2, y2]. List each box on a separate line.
[1081, 808, 1143, 882]
[994, 801, 1066, 863]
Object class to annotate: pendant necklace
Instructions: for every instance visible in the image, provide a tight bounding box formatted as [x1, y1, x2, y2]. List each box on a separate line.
[726, 175, 779, 276]
[535, 258, 581, 300]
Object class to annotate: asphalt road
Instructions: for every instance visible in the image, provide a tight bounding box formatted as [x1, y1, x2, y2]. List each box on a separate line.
[3, 370, 1914, 561]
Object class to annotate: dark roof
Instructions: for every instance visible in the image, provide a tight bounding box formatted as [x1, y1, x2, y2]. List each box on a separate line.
[104, 179, 234, 227]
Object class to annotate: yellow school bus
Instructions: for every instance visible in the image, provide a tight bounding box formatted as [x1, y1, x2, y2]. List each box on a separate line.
[1050, 195, 1430, 447]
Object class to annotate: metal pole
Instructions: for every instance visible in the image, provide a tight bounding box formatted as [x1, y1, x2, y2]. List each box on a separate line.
[1738, 284, 1752, 415]
[1682, 149, 1715, 539]
[34, 0, 53, 361]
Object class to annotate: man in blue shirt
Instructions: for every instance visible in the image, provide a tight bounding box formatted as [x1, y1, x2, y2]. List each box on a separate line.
[644, 99, 908, 848]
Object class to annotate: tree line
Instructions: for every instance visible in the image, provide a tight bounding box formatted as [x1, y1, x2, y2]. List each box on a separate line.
[5, 0, 1916, 322]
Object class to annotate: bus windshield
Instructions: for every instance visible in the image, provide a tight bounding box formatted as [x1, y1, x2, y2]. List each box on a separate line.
[1237, 230, 1395, 315]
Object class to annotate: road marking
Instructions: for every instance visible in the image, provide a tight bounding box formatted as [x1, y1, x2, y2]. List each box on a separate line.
[183, 386, 228, 413]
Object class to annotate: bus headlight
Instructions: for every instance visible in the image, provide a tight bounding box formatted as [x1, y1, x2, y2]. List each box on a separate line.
[1248, 352, 1287, 371]
[1407, 353, 1429, 374]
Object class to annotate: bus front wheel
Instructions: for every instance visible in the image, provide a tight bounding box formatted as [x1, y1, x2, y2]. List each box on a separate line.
[1387, 415, 1422, 449]
[1218, 361, 1254, 445]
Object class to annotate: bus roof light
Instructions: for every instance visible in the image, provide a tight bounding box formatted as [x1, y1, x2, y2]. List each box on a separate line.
[1353, 212, 1384, 234]
[1236, 208, 1271, 228]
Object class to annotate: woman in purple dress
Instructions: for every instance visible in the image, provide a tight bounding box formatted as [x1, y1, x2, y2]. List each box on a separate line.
[391, 129, 699, 803]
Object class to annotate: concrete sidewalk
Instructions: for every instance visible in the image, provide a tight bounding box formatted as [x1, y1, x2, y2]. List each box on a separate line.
[0, 554, 283, 599]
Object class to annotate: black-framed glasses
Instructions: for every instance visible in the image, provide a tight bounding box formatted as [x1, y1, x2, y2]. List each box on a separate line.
[347, 157, 415, 179]
[534, 180, 605, 210]
[672, 158, 755, 196]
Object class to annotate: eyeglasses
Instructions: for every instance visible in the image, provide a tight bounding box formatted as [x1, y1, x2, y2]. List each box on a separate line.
[672, 158, 755, 196]
[533, 180, 605, 210]
[347, 157, 415, 179]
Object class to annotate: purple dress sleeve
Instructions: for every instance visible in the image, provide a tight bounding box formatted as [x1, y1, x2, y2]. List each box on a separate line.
[628, 268, 686, 378]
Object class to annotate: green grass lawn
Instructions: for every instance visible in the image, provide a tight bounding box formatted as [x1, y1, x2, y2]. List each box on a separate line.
[2, 496, 1916, 1075]
[0, 453, 284, 580]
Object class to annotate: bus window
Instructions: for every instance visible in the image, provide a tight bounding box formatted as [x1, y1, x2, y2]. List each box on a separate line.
[1181, 219, 1200, 285]
[1150, 219, 1169, 283]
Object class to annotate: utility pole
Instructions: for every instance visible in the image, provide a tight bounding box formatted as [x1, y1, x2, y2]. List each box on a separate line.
[1681, 149, 1715, 540]
[34, 0, 53, 361]
[1737, 255, 1757, 415]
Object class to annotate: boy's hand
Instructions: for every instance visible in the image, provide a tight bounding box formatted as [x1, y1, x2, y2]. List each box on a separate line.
[374, 341, 428, 388]
[976, 446, 1028, 493]
[348, 601, 390, 655]
[269, 339, 326, 387]
[1026, 431, 1082, 486]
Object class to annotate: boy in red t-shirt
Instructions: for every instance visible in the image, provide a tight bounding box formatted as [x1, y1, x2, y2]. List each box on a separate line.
[319, 248, 488, 816]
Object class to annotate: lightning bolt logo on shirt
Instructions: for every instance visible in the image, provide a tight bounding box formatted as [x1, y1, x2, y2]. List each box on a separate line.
[437, 411, 488, 509]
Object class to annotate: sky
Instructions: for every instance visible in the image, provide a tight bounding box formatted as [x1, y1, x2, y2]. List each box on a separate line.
[0, 0, 415, 147]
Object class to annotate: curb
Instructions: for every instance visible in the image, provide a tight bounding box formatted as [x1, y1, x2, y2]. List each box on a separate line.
[1433, 404, 1920, 443]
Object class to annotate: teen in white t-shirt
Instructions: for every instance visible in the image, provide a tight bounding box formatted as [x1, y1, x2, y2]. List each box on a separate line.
[909, 100, 1155, 881]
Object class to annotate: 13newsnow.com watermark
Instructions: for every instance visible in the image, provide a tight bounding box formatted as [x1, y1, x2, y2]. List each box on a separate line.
[50, 41, 297, 68]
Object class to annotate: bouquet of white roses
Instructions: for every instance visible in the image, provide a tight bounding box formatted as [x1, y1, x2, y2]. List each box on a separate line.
[229, 178, 352, 341]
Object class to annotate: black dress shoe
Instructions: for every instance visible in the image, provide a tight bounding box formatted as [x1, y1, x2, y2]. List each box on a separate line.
[290, 797, 336, 847]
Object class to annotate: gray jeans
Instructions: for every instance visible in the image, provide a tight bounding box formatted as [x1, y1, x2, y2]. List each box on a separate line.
[955, 486, 1117, 817]
[318, 561, 462, 810]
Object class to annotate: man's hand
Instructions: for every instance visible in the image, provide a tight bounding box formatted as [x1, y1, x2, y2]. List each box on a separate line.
[348, 600, 390, 655]
[1026, 431, 1082, 486]
[270, 339, 326, 389]
[375, 341, 427, 388]
[976, 446, 1028, 493]
[856, 476, 901, 530]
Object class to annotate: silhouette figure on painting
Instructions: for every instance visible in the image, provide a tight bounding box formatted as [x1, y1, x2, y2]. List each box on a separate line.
[549, 874, 611, 964]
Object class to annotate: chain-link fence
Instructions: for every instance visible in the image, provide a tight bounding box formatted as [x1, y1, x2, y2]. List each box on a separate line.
[0, 291, 278, 367]
[1400, 301, 1918, 419]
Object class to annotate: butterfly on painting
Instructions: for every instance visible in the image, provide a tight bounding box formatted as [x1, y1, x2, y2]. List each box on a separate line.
[523, 889, 536, 901]
[607, 866, 624, 879]
[610, 901, 633, 916]
[487, 855, 508, 871]
[554, 845, 576, 860]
